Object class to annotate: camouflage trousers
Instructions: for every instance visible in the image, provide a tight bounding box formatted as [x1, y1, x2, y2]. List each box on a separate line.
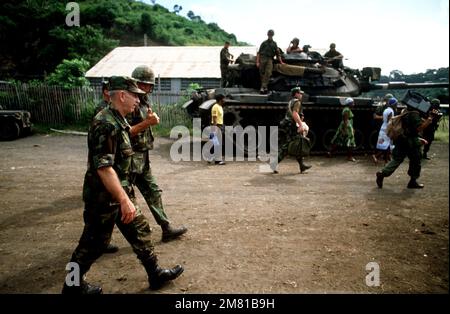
[133, 150, 170, 227]
[70, 202, 156, 276]
[277, 129, 301, 165]
[220, 66, 228, 88]
[259, 57, 273, 90]
[380, 137, 422, 179]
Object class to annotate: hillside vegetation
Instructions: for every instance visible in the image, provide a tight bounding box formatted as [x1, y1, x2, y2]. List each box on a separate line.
[0, 0, 246, 80]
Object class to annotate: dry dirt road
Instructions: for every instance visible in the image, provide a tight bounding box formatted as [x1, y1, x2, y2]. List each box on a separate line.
[0, 134, 448, 293]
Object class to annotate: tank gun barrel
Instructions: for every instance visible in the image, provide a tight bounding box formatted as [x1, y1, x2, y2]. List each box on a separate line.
[368, 81, 449, 91]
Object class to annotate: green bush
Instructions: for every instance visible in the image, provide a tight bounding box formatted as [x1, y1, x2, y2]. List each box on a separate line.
[46, 58, 90, 88]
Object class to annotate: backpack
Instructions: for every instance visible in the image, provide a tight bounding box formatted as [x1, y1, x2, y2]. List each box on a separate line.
[386, 111, 408, 141]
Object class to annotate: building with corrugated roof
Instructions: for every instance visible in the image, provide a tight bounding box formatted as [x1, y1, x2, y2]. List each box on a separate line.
[86, 46, 258, 92]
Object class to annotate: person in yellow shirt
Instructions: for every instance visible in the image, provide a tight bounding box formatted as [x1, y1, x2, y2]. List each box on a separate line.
[210, 94, 225, 165]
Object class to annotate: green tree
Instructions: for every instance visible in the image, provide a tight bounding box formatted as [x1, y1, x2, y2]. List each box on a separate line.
[49, 25, 118, 67]
[46, 58, 90, 88]
[140, 12, 155, 36]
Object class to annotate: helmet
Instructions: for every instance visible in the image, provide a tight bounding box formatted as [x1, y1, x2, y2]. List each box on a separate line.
[388, 97, 398, 106]
[330, 43, 336, 49]
[291, 86, 304, 96]
[267, 29, 274, 36]
[383, 93, 394, 101]
[131, 65, 155, 84]
[344, 97, 354, 105]
[431, 98, 441, 105]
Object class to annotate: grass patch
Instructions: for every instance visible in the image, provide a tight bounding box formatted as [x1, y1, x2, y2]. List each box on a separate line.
[435, 117, 449, 143]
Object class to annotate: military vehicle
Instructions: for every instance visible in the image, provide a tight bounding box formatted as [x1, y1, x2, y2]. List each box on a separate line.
[0, 105, 32, 140]
[184, 51, 448, 153]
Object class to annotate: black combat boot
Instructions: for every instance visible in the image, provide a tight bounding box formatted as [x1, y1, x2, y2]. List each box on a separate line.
[61, 280, 103, 294]
[407, 179, 424, 189]
[376, 171, 384, 188]
[104, 243, 119, 254]
[161, 223, 188, 242]
[298, 158, 311, 173]
[143, 257, 184, 290]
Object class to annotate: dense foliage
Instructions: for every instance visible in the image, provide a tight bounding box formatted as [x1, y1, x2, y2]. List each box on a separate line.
[0, 0, 246, 80]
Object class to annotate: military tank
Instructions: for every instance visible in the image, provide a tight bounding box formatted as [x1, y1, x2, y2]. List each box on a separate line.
[184, 51, 448, 154]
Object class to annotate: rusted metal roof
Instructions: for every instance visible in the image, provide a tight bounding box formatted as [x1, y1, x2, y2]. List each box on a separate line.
[85, 46, 258, 79]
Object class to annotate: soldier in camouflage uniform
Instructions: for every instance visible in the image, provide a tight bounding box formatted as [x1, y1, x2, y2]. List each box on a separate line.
[62, 76, 184, 294]
[129, 65, 188, 242]
[270, 87, 311, 174]
[94, 80, 111, 115]
[256, 29, 284, 94]
[376, 105, 433, 189]
[220, 41, 234, 88]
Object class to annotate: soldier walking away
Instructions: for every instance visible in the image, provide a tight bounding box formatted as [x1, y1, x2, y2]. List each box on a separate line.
[256, 29, 284, 94]
[129, 65, 188, 242]
[376, 104, 433, 189]
[327, 97, 357, 162]
[220, 41, 234, 88]
[422, 98, 442, 160]
[324, 43, 344, 69]
[270, 87, 311, 174]
[62, 77, 184, 294]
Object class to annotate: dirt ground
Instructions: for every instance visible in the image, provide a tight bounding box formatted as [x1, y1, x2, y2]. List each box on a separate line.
[0, 134, 448, 294]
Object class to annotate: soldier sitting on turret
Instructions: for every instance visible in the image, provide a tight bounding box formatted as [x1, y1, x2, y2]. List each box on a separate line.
[287, 38, 302, 54]
[324, 43, 344, 69]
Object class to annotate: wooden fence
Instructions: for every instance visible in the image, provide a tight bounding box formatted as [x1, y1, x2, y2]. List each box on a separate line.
[0, 82, 189, 128]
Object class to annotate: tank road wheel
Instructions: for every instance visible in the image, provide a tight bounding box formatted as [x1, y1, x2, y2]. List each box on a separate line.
[0, 119, 20, 141]
[223, 108, 241, 127]
[369, 130, 379, 150]
[322, 129, 336, 151]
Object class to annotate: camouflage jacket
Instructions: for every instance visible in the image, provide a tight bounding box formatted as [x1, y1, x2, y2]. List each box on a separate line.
[280, 99, 301, 138]
[126, 94, 155, 152]
[94, 99, 110, 116]
[82, 107, 135, 206]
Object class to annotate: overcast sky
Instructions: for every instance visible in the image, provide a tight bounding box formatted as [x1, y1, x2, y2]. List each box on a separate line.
[142, 0, 449, 75]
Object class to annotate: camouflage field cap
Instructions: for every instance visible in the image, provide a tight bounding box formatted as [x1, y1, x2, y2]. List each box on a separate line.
[291, 86, 304, 95]
[431, 98, 441, 105]
[132, 65, 156, 85]
[109, 76, 145, 94]
[383, 93, 394, 101]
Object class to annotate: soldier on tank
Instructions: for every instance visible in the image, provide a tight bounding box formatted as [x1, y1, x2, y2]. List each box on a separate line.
[220, 41, 234, 88]
[324, 43, 344, 69]
[62, 76, 184, 294]
[256, 29, 284, 94]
